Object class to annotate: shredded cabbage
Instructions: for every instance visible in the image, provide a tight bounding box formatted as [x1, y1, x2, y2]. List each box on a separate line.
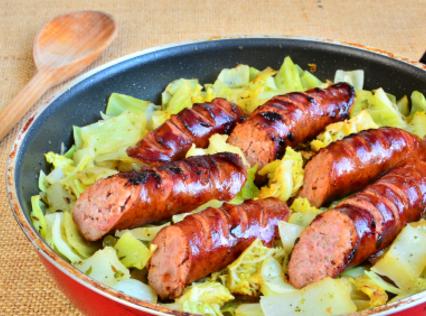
[114, 231, 151, 269]
[172, 199, 224, 223]
[62, 211, 97, 258]
[229, 166, 259, 205]
[310, 110, 378, 151]
[410, 90, 426, 115]
[175, 281, 234, 316]
[76, 247, 130, 287]
[260, 278, 357, 316]
[258, 147, 304, 202]
[408, 111, 426, 138]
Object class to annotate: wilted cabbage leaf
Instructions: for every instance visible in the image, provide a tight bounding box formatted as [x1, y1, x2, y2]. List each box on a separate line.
[258, 147, 304, 202]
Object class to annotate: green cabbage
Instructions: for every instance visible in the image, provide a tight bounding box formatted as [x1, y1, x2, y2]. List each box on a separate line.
[397, 95, 410, 116]
[277, 221, 304, 254]
[114, 231, 151, 269]
[115, 223, 170, 242]
[275, 56, 304, 92]
[349, 90, 372, 117]
[410, 90, 426, 115]
[112, 279, 158, 303]
[371, 219, 426, 292]
[258, 147, 304, 202]
[366, 88, 407, 128]
[175, 281, 234, 316]
[62, 211, 97, 258]
[186, 134, 248, 166]
[47, 212, 82, 263]
[310, 110, 378, 151]
[105, 93, 157, 117]
[259, 257, 295, 296]
[260, 277, 356, 316]
[349, 274, 388, 310]
[408, 111, 426, 138]
[172, 199, 224, 223]
[222, 239, 285, 296]
[288, 197, 323, 227]
[229, 166, 259, 205]
[161, 79, 204, 115]
[235, 304, 264, 316]
[76, 247, 130, 287]
[30, 195, 48, 239]
[334, 69, 364, 90]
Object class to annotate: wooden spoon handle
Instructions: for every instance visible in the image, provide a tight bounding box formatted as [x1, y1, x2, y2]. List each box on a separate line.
[0, 70, 55, 141]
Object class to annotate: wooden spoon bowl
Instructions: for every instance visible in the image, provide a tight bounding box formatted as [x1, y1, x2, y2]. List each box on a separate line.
[0, 10, 116, 141]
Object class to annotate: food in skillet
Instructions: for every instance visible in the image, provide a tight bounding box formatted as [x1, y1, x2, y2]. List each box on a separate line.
[300, 127, 426, 207]
[290, 160, 426, 288]
[30, 56, 426, 316]
[127, 98, 244, 164]
[73, 152, 247, 241]
[228, 82, 354, 169]
[148, 198, 289, 299]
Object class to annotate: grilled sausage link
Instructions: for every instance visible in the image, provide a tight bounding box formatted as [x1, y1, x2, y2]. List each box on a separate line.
[127, 98, 243, 164]
[148, 198, 289, 299]
[288, 160, 426, 288]
[300, 127, 426, 207]
[73, 153, 247, 241]
[227, 83, 354, 169]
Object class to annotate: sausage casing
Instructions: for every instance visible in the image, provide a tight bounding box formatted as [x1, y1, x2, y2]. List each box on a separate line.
[73, 153, 247, 241]
[127, 98, 243, 164]
[299, 127, 426, 207]
[227, 83, 355, 169]
[288, 160, 426, 288]
[148, 198, 289, 299]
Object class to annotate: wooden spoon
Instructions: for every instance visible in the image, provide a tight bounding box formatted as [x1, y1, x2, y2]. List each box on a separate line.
[0, 10, 117, 141]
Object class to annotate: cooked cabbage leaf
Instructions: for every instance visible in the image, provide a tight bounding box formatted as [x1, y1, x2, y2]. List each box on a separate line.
[277, 221, 304, 254]
[76, 247, 130, 287]
[62, 211, 97, 258]
[371, 219, 426, 292]
[172, 199, 224, 223]
[410, 90, 426, 115]
[223, 239, 285, 296]
[114, 231, 151, 269]
[115, 223, 170, 242]
[288, 197, 323, 227]
[105, 92, 157, 117]
[175, 281, 234, 316]
[408, 111, 426, 138]
[235, 303, 264, 316]
[259, 257, 295, 296]
[334, 69, 364, 90]
[367, 88, 407, 128]
[229, 166, 259, 205]
[186, 134, 248, 166]
[275, 56, 304, 93]
[349, 274, 388, 310]
[162, 78, 204, 115]
[112, 279, 158, 303]
[260, 277, 356, 316]
[258, 147, 304, 202]
[310, 110, 378, 151]
[30, 195, 48, 239]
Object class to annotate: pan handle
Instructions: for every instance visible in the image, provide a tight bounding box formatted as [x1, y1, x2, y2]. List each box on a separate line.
[420, 51, 426, 65]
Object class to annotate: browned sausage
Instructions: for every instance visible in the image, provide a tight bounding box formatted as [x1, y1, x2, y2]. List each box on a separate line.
[148, 198, 289, 299]
[73, 153, 247, 241]
[299, 127, 426, 207]
[227, 83, 355, 169]
[127, 98, 243, 164]
[288, 160, 426, 288]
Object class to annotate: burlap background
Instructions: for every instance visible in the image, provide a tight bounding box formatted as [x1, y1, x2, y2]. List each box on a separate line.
[0, 1, 424, 315]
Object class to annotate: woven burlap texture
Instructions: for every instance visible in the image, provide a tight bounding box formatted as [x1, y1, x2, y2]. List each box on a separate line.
[0, 0, 425, 315]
